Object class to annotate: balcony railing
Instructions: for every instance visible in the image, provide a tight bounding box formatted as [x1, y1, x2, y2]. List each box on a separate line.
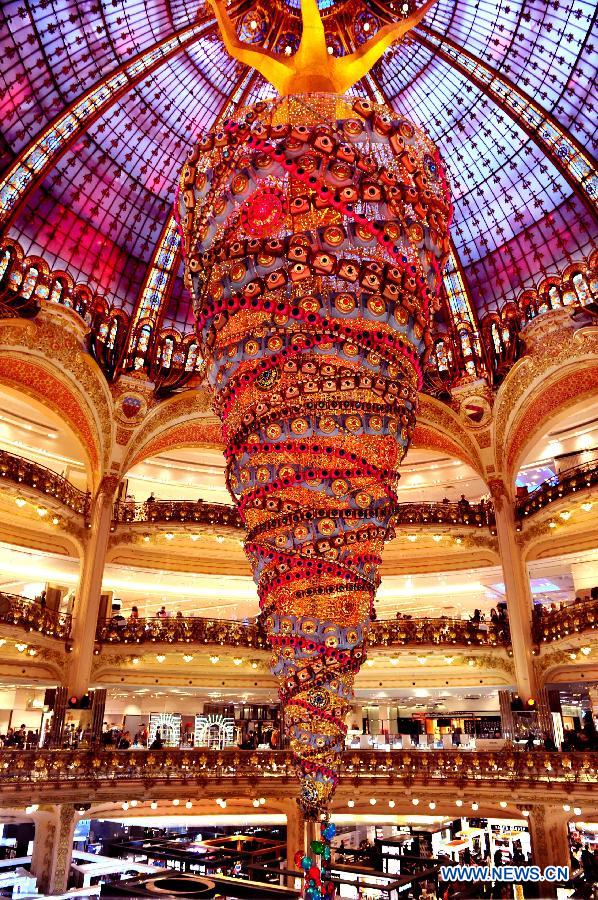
[96, 616, 267, 648]
[0, 448, 90, 516]
[369, 616, 509, 647]
[532, 598, 598, 644]
[112, 498, 494, 529]
[0, 749, 594, 791]
[112, 498, 243, 528]
[516, 458, 598, 519]
[95, 614, 510, 648]
[0, 592, 71, 640]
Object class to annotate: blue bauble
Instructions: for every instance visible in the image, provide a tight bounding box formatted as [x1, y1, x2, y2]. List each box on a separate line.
[301, 855, 313, 871]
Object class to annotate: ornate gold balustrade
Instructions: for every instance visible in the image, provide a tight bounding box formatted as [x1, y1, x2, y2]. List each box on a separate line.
[0, 749, 594, 792]
[515, 458, 597, 519]
[532, 598, 598, 644]
[4, 444, 596, 531]
[0, 448, 90, 517]
[95, 614, 510, 648]
[0, 591, 71, 640]
[113, 498, 495, 529]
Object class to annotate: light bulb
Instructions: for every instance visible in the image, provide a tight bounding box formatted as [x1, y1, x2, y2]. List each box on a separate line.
[151, 801, 158, 810]
[186, 800, 192, 809]
[412, 798, 419, 806]
[347, 799, 355, 808]
[370, 798, 377, 805]
[388, 800, 395, 808]
[172, 799, 179, 806]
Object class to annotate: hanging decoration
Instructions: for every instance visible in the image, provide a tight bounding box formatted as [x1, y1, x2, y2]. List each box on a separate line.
[179, 0, 451, 872]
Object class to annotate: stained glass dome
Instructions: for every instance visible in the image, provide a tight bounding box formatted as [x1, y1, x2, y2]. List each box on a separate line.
[0, 0, 596, 379]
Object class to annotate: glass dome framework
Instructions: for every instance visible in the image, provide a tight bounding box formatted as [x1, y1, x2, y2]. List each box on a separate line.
[0, 0, 596, 391]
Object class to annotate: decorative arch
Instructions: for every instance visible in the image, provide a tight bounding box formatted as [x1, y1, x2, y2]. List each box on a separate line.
[504, 360, 598, 482]
[0, 316, 116, 486]
[414, 394, 486, 478]
[120, 388, 216, 475]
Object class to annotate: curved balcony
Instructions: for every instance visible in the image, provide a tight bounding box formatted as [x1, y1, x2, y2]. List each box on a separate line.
[532, 598, 598, 644]
[0, 750, 594, 795]
[0, 448, 90, 517]
[515, 459, 598, 519]
[113, 498, 243, 529]
[0, 592, 72, 640]
[113, 498, 495, 529]
[95, 614, 510, 649]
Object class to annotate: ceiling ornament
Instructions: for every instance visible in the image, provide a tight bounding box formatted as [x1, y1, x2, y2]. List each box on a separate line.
[179, 0, 450, 884]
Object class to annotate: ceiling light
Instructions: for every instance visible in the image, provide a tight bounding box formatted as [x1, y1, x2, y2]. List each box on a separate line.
[233, 657, 242, 665]
[455, 800, 463, 807]
[521, 809, 529, 817]
[165, 532, 174, 540]
[327, 45, 334, 54]
[210, 655, 220, 664]
[347, 799, 355, 808]
[249, 19, 258, 29]
[581, 502, 593, 512]
[559, 510, 571, 520]
[190, 534, 200, 541]
[417, 656, 426, 664]
[284, 44, 292, 55]
[573, 807, 581, 816]
[407, 534, 417, 542]
[185, 800, 192, 809]
[251, 661, 258, 669]
[363, 21, 370, 31]
[215, 535, 224, 543]
[25, 804, 38, 814]
[143, 534, 150, 542]
[36, 506, 48, 517]
[183, 654, 194, 663]
[259, 797, 266, 805]
[15, 643, 27, 653]
[580, 647, 591, 656]
[388, 800, 395, 808]
[432, 534, 442, 542]
[389, 657, 399, 666]
[412, 798, 419, 806]
[219, 799, 227, 808]
[366, 658, 374, 666]
[15, 497, 26, 507]
[131, 657, 141, 665]
[429, 801, 436, 810]
[562, 804, 570, 812]
[172, 799, 179, 806]
[500, 801, 507, 808]
[130, 800, 138, 807]
[150, 801, 158, 810]
[455, 536, 463, 544]
[471, 802, 479, 811]
[27, 647, 37, 656]
[52, 515, 60, 525]
[252, 799, 260, 807]
[548, 521, 557, 528]
[156, 654, 166, 663]
[370, 798, 377, 805]
[444, 656, 455, 664]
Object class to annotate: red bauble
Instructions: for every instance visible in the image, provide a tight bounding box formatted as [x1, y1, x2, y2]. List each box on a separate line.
[240, 186, 286, 237]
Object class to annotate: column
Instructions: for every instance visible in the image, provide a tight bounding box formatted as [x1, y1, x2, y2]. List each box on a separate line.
[285, 802, 306, 866]
[527, 803, 570, 895]
[489, 478, 537, 700]
[498, 690, 514, 742]
[69, 477, 118, 697]
[30, 805, 77, 895]
[90, 687, 107, 745]
[46, 686, 68, 749]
